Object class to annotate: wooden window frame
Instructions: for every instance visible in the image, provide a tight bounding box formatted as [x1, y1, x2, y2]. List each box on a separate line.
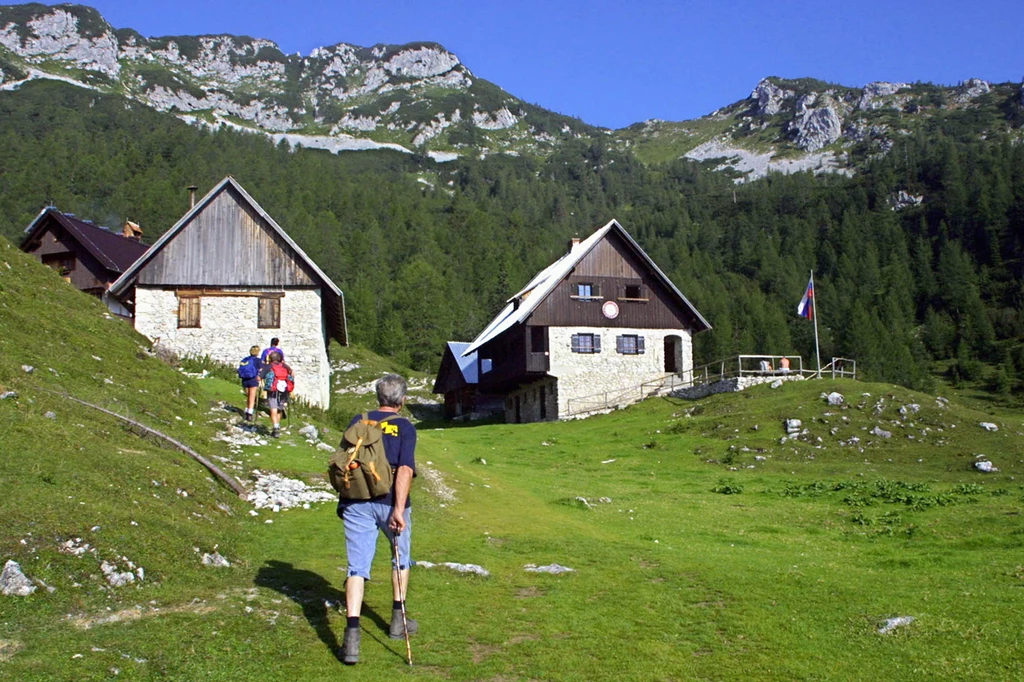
[43, 253, 76, 276]
[616, 334, 646, 355]
[177, 296, 201, 329]
[570, 282, 603, 301]
[571, 332, 602, 354]
[258, 296, 281, 329]
[618, 283, 648, 302]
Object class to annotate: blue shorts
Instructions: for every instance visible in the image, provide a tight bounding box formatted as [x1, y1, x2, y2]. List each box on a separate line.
[342, 501, 412, 580]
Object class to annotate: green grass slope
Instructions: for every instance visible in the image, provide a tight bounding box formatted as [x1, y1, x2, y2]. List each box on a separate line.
[2, 235, 1023, 680]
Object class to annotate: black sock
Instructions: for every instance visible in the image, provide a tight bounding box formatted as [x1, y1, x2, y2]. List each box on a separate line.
[392, 600, 403, 611]
[347, 616, 359, 629]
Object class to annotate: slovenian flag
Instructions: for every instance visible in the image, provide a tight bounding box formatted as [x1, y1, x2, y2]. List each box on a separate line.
[797, 277, 814, 320]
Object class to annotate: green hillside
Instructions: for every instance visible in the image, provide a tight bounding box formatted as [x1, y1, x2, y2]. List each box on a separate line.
[2, 236, 1023, 680]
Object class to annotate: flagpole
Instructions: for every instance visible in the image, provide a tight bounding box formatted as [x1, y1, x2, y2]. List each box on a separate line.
[811, 270, 821, 378]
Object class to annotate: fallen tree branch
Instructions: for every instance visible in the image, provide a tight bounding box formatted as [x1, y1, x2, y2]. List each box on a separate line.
[41, 388, 247, 498]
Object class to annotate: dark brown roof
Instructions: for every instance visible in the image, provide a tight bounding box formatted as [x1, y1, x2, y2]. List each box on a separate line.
[22, 208, 149, 274]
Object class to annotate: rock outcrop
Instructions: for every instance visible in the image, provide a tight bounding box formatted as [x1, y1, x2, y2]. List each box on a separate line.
[0, 4, 582, 158]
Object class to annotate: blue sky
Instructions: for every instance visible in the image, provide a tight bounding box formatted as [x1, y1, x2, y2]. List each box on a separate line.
[55, 0, 1024, 129]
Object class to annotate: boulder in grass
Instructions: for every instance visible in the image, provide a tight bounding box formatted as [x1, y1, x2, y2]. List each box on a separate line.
[979, 422, 998, 432]
[826, 392, 844, 406]
[202, 552, 231, 568]
[878, 615, 914, 634]
[973, 459, 998, 473]
[1, 560, 36, 597]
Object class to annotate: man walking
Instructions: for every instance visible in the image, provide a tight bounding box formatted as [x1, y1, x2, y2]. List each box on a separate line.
[260, 337, 283, 363]
[339, 374, 418, 664]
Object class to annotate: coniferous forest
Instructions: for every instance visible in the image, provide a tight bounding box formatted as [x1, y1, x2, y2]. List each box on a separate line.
[2, 80, 1023, 397]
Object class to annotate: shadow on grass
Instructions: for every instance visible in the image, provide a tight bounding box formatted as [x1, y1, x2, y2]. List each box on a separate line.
[254, 560, 392, 662]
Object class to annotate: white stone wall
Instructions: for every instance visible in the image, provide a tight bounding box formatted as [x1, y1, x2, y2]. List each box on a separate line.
[504, 377, 558, 423]
[134, 288, 331, 408]
[547, 326, 693, 419]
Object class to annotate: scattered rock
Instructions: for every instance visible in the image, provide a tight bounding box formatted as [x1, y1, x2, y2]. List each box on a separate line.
[878, 615, 914, 634]
[0, 560, 36, 596]
[826, 392, 844, 406]
[899, 404, 920, 416]
[784, 419, 802, 435]
[44, 411, 56, 420]
[248, 471, 335, 510]
[979, 422, 998, 432]
[888, 191, 924, 211]
[973, 458, 998, 473]
[298, 424, 318, 440]
[21, 365, 34, 374]
[524, 563, 575, 575]
[870, 426, 892, 439]
[0, 391, 17, 400]
[201, 552, 230, 568]
[416, 561, 489, 577]
[315, 442, 336, 453]
[770, 379, 783, 389]
[100, 561, 136, 587]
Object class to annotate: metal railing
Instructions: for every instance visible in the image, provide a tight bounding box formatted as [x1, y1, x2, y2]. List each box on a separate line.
[562, 354, 857, 417]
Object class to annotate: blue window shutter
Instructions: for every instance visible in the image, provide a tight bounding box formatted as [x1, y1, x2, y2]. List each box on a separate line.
[593, 335, 601, 353]
[638, 336, 646, 354]
[571, 334, 580, 352]
[616, 335, 623, 353]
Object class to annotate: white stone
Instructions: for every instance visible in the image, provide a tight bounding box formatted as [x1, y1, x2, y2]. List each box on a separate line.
[0, 560, 36, 596]
[878, 615, 914, 634]
[979, 422, 998, 432]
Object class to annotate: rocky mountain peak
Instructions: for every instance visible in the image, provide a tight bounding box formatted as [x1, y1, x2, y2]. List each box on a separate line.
[0, 3, 587, 160]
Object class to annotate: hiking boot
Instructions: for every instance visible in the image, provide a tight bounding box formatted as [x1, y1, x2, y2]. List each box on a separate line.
[389, 609, 418, 639]
[341, 626, 360, 664]
[271, 428, 280, 438]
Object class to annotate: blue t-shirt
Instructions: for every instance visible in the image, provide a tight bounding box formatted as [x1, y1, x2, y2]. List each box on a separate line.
[337, 410, 416, 511]
[260, 346, 284, 362]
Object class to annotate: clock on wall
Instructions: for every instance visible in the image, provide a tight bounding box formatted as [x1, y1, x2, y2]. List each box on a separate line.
[601, 300, 619, 319]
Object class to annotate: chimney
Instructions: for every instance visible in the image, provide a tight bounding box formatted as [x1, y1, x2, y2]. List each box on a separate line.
[187, 185, 199, 208]
[568, 236, 580, 253]
[122, 220, 143, 241]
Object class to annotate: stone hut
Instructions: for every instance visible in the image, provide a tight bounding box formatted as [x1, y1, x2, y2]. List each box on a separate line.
[460, 219, 710, 422]
[107, 176, 346, 408]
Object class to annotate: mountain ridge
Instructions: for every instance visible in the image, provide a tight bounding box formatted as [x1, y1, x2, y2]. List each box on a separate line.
[1, 3, 1022, 179]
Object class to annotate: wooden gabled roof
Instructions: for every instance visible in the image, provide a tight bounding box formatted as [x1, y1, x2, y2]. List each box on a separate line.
[463, 219, 710, 355]
[107, 176, 347, 345]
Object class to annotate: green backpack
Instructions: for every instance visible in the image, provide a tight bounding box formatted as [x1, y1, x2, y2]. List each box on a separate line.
[328, 414, 397, 500]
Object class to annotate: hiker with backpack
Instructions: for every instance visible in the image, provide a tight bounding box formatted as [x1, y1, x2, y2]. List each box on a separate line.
[260, 337, 284, 363]
[333, 374, 417, 665]
[259, 350, 293, 438]
[237, 345, 263, 422]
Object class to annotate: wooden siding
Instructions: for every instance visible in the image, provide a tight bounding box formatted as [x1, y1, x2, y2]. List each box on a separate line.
[28, 229, 108, 294]
[528, 235, 700, 330]
[137, 187, 318, 287]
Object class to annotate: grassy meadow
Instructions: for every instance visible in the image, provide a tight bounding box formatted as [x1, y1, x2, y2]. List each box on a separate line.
[2, 236, 1023, 680]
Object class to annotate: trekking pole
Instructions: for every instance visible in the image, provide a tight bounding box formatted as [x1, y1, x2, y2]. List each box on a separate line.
[391, 531, 413, 666]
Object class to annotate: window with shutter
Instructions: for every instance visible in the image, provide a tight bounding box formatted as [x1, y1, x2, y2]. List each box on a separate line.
[258, 297, 281, 329]
[178, 296, 201, 328]
[616, 334, 644, 355]
[571, 333, 600, 354]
